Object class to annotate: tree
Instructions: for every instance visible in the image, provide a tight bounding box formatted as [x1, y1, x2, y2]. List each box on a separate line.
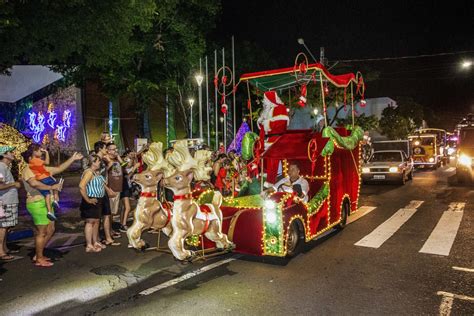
[0, 0, 221, 138]
[379, 106, 417, 139]
[336, 113, 379, 131]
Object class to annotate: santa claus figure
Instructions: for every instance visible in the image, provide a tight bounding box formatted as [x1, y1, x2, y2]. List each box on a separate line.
[257, 91, 289, 145]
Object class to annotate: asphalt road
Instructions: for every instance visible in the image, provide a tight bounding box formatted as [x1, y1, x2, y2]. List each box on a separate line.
[0, 165, 472, 315]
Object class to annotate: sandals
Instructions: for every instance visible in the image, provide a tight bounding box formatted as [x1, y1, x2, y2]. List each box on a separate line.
[0, 254, 14, 261]
[35, 260, 54, 267]
[103, 240, 121, 246]
[32, 255, 52, 262]
[94, 242, 106, 249]
[85, 246, 102, 253]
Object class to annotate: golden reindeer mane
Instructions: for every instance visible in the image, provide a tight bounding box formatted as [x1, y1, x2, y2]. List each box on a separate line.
[193, 150, 213, 181]
[142, 142, 176, 177]
[167, 140, 197, 173]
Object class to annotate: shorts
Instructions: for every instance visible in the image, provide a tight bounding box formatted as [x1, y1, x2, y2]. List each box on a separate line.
[80, 197, 103, 219]
[121, 177, 131, 199]
[102, 194, 111, 216]
[38, 177, 57, 196]
[0, 203, 18, 228]
[26, 200, 51, 226]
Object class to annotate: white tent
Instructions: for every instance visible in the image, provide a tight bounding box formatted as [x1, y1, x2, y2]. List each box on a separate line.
[0, 65, 63, 103]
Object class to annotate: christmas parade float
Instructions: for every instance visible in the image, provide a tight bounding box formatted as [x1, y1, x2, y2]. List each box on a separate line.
[128, 53, 367, 260]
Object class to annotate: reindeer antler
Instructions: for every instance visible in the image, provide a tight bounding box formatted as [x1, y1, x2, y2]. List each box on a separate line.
[142, 142, 176, 177]
[193, 150, 213, 181]
[167, 140, 197, 172]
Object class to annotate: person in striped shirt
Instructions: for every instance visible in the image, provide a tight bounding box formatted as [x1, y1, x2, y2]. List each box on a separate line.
[79, 154, 117, 253]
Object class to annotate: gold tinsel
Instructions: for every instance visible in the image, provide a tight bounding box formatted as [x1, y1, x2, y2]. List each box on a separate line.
[0, 123, 31, 172]
[185, 235, 201, 247]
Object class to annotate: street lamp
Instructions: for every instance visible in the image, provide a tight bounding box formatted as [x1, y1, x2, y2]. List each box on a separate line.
[461, 60, 472, 69]
[195, 74, 204, 140]
[297, 37, 318, 63]
[188, 98, 195, 137]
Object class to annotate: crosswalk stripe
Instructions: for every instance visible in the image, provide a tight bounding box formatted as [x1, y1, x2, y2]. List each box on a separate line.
[444, 167, 456, 173]
[419, 202, 465, 256]
[354, 200, 424, 248]
[347, 206, 377, 224]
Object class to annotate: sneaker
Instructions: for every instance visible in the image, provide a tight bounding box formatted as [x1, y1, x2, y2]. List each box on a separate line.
[119, 225, 129, 233]
[47, 212, 57, 221]
[52, 200, 60, 211]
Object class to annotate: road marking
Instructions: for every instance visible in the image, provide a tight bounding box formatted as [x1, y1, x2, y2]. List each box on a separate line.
[139, 257, 236, 296]
[419, 202, 465, 256]
[437, 291, 474, 316]
[439, 295, 454, 316]
[354, 200, 424, 248]
[347, 206, 377, 224]
[452, 266, 474, 273]
[444, 167, 456, 173]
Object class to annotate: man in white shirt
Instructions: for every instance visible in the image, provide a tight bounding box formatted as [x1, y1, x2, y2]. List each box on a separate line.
[272, 163, 309, 202]
[0, 148, 21, 261]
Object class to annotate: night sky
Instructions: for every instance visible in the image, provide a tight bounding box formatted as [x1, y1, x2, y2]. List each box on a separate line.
[220, 0, 474, 128]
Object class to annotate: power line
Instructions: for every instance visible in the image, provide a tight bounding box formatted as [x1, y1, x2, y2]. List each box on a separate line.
[337, 50, 474, 62]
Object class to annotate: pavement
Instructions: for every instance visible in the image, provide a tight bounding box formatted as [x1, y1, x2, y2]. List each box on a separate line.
[0, 165, 473, 315]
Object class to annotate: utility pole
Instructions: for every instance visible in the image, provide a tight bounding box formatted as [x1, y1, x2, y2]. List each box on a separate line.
[320, 47, 326, 66]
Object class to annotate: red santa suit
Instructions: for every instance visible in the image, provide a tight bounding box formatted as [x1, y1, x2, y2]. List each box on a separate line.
[257, 91, 289, 183]
[257, 91, 289, 147]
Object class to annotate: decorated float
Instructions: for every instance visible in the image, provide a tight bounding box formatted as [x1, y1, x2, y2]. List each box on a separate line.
[128, 54, 366, 260]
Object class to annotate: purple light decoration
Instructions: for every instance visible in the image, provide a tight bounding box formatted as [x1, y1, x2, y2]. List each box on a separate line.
[227, 121, 251, 155]
[47, 111, 57, 128]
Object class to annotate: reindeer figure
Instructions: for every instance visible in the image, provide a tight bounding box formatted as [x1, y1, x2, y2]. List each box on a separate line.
[164, 141, 234, 261]
[127, 142, 175, 249]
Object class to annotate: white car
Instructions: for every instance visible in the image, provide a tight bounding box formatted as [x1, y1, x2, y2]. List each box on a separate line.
[362, 150, 414, 185]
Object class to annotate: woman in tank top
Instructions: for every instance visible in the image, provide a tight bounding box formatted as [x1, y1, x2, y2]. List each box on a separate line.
[79, 154, 117, 252]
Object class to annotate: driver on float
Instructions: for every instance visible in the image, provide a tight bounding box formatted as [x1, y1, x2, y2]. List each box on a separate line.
[268, 162, 309, 202]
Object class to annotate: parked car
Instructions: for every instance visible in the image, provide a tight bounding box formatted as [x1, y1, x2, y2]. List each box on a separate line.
[362, 150, 414, 184]
[456, 126, 474, 183]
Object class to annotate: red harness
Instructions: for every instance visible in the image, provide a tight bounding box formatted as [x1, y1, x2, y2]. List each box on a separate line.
[162, 201, 173, 227]
[173, 193, 193, 201]
[140, 191, 157, 198]
[199, 204, 212, 234]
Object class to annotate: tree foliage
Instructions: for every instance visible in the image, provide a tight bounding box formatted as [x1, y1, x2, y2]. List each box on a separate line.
[0, 0, 221, 138]
[379, 97, 425, 139]
[336, 113, 379, 132]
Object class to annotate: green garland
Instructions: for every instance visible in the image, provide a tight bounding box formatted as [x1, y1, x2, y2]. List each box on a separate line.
[321, 126, 364, 156]
[307, 183, 329, 215]
[223, 194, 264, 208]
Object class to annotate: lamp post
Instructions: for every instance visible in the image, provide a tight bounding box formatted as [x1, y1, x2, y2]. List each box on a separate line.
[188, 98, 195, 138]
[297, 38, 319, 63]
[195, 69, 204, 141]
[461, 60, 472, 69]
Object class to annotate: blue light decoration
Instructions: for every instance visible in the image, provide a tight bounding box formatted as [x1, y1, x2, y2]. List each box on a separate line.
[63, 109, 71, 128]
[32, 112, 46, 143]
[108, 101, 113, 136]
[47, 111, 57, 128]
[27, 109, 73, 143]
[28, 112, 37, 130]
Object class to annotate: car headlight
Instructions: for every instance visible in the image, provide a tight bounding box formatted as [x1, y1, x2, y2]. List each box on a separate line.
[264, 200, 277, 224]
[389, 167, 398, 173]
[362, 167, 371, 173]
[414, 140, 420, 146]
[447, 148, 455, 155]
[428, 157, 435, 163]
[458, 154, 472, 167]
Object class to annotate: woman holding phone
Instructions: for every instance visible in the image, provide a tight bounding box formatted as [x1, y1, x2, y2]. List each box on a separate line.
[79, 154, 117, 252]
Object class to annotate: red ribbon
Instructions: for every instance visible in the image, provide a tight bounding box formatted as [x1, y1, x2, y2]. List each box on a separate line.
[213, 76, 218, 88]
